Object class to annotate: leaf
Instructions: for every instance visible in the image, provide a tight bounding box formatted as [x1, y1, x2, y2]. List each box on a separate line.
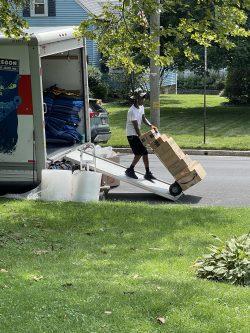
[63, 283, 73, 287]
[104, 311, 112, 315]
[31, 275, 43, 282]
[204, 266, 214, 272]
[156, 317, 166, 324]
[33, 249, 49, 255]
[123, 291, 135, 295]
[149, 247, 164, 251]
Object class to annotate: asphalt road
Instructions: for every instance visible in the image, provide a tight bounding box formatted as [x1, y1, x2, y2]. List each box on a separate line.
[107, 154, 250, 207]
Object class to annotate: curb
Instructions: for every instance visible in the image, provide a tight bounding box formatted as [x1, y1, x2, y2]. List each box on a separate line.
[113, 148, 250, 157]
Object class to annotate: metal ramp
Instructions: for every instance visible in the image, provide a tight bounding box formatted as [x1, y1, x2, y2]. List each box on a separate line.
[65, 150, 182, 201]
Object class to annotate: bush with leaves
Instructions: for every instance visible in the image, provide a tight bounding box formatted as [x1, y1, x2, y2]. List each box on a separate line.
[103, 70, 149, 100]
[195, 234, 250, 286]
[88, 65, 108, 100]
[224, 67, 250, 105]
[177, 71, 226, 91]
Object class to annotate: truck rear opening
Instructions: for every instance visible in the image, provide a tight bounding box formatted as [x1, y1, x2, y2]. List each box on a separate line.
[0, 27, 90, 194]
[41, 49, 86, 160]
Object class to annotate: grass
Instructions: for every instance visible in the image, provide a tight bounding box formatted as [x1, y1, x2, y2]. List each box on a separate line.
[0, 199, 250, 333]
[105, 94, 250, 150]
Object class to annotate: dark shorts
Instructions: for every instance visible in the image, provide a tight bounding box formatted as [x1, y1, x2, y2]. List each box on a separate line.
[127, 135, 148, 156]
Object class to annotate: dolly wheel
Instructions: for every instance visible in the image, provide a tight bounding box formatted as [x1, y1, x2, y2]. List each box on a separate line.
[169, 181, 182, 196]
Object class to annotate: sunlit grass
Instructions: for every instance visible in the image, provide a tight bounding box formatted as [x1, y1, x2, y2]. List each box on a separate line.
[105, 94, 250, 149]
[0, 199, 249, 333]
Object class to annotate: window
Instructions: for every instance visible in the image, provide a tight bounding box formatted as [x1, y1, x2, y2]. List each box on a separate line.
[30, 0, 48, 17]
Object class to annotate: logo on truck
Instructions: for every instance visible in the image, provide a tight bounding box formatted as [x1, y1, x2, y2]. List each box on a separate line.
[0, 59, 21, 154]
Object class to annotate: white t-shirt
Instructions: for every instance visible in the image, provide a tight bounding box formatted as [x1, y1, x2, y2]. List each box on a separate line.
[126, 105, 145, 136]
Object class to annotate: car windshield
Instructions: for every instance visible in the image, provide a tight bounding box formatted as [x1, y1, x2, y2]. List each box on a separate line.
[90, 101, 106, 112]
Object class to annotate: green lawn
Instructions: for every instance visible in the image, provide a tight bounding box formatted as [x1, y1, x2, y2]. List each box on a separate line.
[0, 200, 249, 333]
[105, 94, 250, 150]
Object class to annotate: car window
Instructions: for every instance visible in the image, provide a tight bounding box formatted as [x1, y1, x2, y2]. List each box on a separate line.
[90, 102, 106, 113]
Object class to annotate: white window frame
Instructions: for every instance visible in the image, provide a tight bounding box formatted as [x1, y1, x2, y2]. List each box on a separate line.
[30, 0, 48, 17]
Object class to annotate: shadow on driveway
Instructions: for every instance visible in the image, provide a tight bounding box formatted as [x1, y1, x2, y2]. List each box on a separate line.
[106, 192, 202, 205]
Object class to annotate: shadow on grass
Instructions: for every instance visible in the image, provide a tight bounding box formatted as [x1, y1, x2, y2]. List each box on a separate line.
[109, 105, 250, 137]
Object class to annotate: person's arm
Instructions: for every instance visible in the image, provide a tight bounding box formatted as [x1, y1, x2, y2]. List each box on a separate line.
[142, 114, 158, 131]
[132, 120, 141, 137]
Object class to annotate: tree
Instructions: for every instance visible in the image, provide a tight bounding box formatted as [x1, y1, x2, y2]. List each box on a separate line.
[0, 0, 28, 38]
[224, 17, 250, 104]
[76, 0, 249, 73]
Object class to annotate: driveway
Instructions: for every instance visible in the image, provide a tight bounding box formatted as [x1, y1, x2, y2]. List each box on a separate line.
[108, 154, 250, 207]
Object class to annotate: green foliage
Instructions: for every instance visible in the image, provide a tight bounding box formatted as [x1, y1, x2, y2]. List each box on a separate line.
[195, 234, 250, 286]
[0, 0, 28, 37]
[178, 71, 226, 91]
[224, 67, 250, 104]
[88, 65, 108, 100]
[75, 0, 250, 73]
[103, 69, 149, 99]
[224, 19, 250, 105]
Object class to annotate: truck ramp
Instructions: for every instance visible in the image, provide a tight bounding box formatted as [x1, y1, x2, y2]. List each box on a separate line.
[65, 150, 182, 201]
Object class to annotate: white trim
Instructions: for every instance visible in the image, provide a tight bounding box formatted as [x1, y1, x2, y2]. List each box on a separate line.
[30, 0, 48, 17]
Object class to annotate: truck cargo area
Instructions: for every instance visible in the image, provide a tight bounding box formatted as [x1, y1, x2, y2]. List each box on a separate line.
[41, 49, 87, 161]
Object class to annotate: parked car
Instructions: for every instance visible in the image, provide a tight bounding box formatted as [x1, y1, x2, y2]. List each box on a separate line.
[89, 99, 111, 144]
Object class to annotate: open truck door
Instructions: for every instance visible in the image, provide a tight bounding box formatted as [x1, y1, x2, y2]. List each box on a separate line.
[0, 27, 90, 193]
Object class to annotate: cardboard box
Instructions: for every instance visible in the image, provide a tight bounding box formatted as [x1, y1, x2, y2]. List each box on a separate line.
[157, 149, 186, 168]
[140, 130, 206, 192]
[153, 138, 183, 157]
[140, 130, 160, 145]
[101, 155, 120, 187]
[175, 161, 200, 180]
[177, 163, 206, 191]
[168, 155, 193, 176]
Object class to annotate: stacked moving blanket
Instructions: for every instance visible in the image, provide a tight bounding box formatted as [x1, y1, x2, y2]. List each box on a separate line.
[44, 93, 83, 144]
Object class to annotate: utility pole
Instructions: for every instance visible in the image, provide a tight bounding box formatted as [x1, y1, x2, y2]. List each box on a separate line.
[150, 0, 160, 127]
[203, 46, 207, 144]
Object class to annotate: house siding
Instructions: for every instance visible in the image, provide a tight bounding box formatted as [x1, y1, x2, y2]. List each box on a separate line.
[24, 0, 99, 66]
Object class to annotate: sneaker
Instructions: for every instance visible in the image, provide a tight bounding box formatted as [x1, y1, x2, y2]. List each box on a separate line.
[125, 168, 138, 179]
[144, 171, 157, 180]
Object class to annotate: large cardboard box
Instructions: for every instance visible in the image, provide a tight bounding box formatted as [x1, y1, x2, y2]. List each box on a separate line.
[156, 149, 186, 168]
[140, 130, 206, 191]
[168, 155, 193, 176]
[140, 130, 160, 145]
[177, 163, 206, 191]
[101, 155, 120, 187]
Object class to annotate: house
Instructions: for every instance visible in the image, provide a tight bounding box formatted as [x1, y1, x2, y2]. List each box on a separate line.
[22, 0, 104, 66]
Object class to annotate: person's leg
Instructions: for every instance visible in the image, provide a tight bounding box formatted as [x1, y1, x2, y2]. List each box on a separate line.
[130, 155, 141, 168]
[142, 153, 156, 180]
[142, 154, 149, 170]
[125, 136, 142, 179]
[126, 154, 141, 179]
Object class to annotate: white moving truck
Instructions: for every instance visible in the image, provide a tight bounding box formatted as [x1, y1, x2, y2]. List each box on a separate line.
[0, 27, 90, 194]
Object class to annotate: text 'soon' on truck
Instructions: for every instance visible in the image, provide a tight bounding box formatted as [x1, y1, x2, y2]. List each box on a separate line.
[0, 27, 91, 194]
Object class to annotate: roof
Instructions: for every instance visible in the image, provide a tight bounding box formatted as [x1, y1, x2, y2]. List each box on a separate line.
[0, 26, 78, 46]
[75, 0, 103, 16]
[76, 0, 120, 16]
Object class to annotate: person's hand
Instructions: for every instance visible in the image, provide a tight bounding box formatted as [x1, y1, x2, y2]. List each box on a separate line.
[151, 125, 158, 132]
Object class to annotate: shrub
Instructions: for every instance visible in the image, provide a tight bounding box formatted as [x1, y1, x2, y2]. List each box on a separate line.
[194, 234, 250, 286]
[88, 65, 108, 100]
[103, 70, 149, 100]
[177, 71, 226, 91]
[224, 67, 250, 105]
